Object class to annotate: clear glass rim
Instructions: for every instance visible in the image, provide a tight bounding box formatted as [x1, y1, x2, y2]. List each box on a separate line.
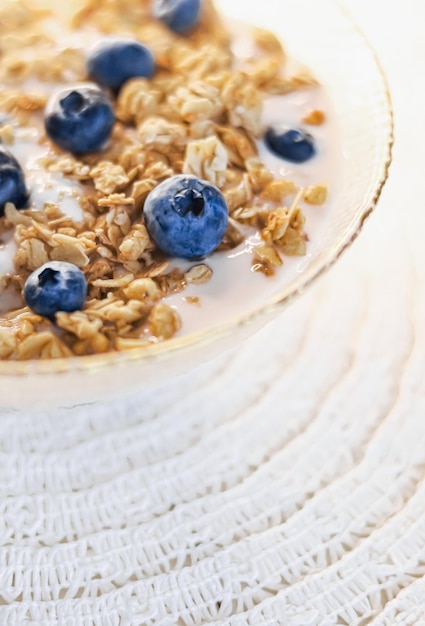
[0, 0, 394, 378]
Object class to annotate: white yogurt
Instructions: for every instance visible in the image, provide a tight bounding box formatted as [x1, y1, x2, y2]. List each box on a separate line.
[163, 87, 342, 334]
[8, 128, 84, 220]
[0, 16, 343, 337]
[0, 232, 17, 276]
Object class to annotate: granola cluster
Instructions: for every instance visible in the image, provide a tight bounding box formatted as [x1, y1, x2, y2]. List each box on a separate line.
[0, 0, 327, 360]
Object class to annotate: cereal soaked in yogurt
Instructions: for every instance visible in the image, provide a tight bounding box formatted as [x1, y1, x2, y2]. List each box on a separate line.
[0, 0, 332, 360]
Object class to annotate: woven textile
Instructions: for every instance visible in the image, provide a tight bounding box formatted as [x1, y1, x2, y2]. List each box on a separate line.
[1, 183, 425, 624]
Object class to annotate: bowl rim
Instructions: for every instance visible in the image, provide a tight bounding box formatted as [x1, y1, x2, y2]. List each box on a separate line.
[0, 0, 394, 379]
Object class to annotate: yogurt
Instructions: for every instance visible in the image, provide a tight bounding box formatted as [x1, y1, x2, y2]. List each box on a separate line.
[0, 3, 342, 350]
[164, 86, 342, 333]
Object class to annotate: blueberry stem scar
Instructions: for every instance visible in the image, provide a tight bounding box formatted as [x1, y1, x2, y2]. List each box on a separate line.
[174, 188, 205, 217]
[60, 91, 86, 114]
[38, 267, 59, 286]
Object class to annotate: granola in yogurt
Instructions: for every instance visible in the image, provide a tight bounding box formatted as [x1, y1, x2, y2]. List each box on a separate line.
[0, 0, 328, 360]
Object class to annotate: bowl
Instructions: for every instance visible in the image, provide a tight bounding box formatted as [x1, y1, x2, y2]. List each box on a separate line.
[0, 0, 393, 411]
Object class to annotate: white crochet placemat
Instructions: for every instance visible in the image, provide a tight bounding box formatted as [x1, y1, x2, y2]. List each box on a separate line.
[1, 178, 424, 626]
[1, 1, 424, 624]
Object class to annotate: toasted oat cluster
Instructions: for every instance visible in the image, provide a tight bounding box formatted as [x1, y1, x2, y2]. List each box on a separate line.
[0, 0, 327, 360]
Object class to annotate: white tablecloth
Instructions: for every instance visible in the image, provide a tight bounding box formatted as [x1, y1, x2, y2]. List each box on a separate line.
[1, 1, 424, 624]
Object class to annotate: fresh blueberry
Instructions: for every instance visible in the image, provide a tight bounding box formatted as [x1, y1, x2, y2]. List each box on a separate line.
[87, 39, 155, 92]
[152, 0, 201, 34]
[264, 126, 316, 163]
[44, 86, 115, 155]
[0, 148, 29, 216]
[24, 261, 87, 319]
[144, 174, 228, 259]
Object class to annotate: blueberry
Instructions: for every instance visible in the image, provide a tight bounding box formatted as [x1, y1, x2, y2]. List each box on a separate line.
[144, 174, 228, 259]
[44, 87, 115, 155]
[0, 148, 29, 216]
[264, 126, 316, 163]
[152, 0, 201, 34]
[24, 261, 87, 319]
[87, 39, 155, 92]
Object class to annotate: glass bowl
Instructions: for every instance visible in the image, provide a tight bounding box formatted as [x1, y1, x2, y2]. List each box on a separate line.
[0, 0, 393, 411]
